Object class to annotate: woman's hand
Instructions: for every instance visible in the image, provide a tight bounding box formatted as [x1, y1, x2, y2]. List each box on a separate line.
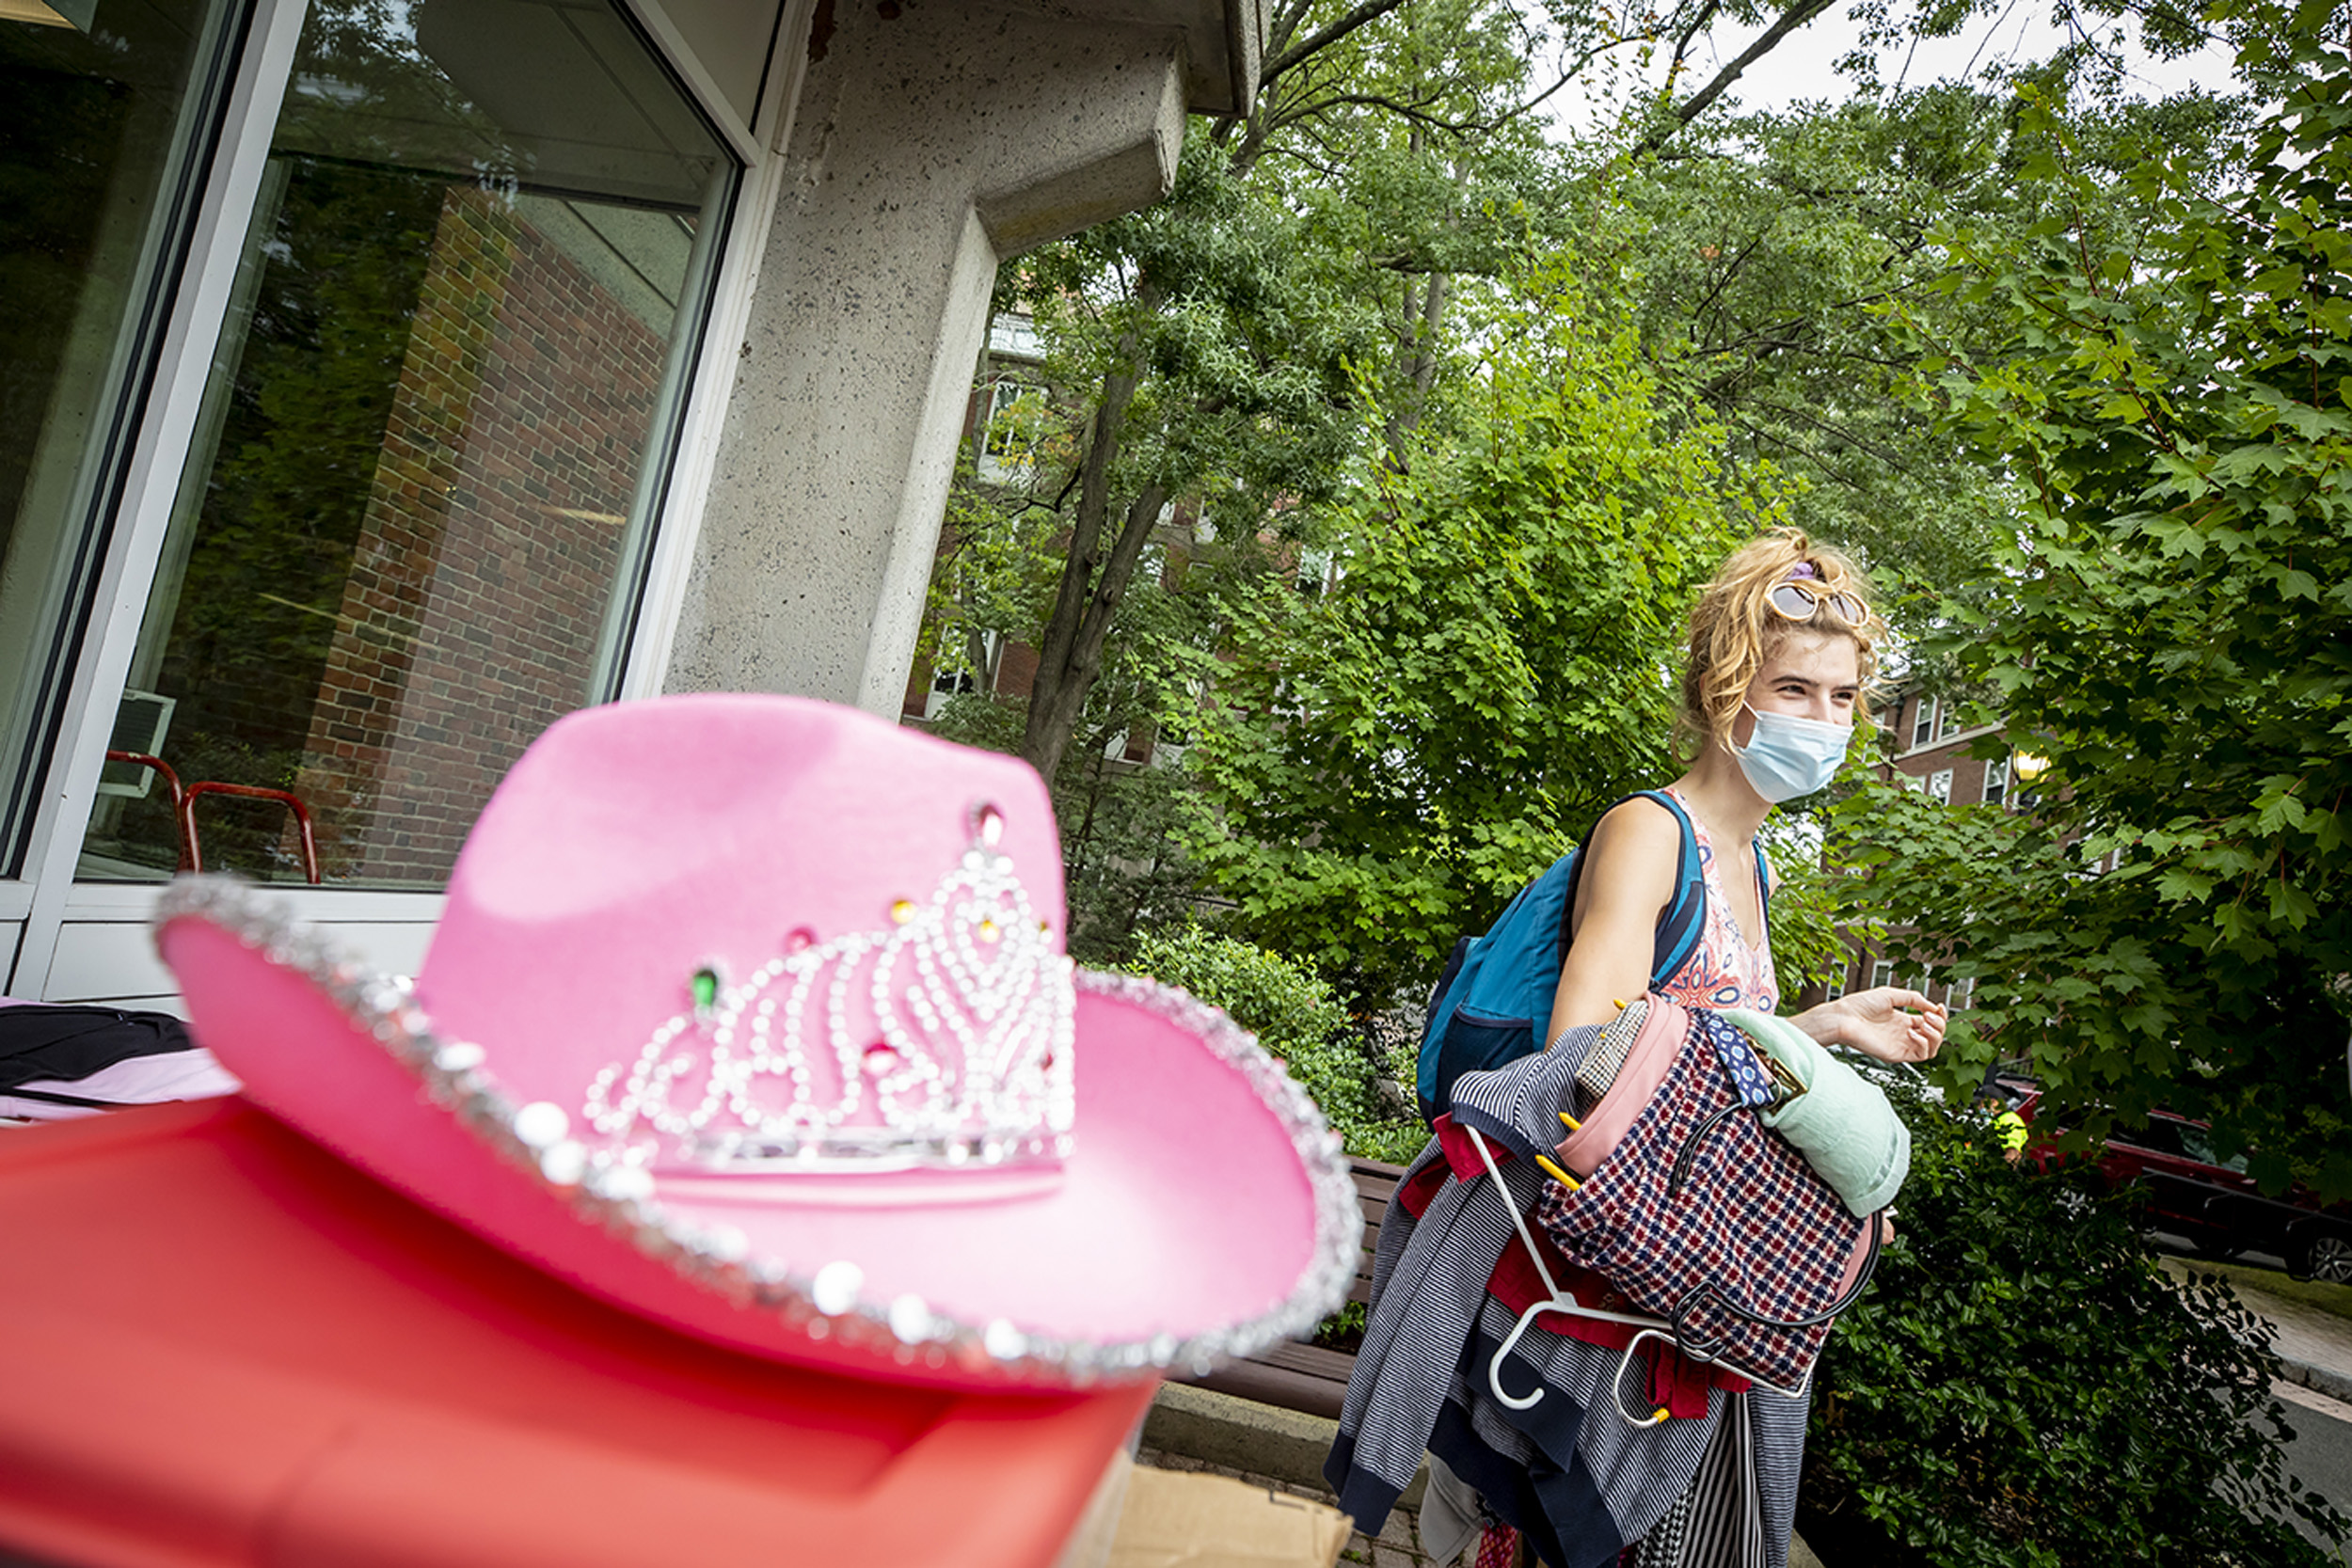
[1796, 988, 1947, 1064]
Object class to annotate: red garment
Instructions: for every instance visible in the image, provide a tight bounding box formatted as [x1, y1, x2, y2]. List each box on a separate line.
[0, 1100, 1151, 1568]
[1475, 1520, 1522, 1568]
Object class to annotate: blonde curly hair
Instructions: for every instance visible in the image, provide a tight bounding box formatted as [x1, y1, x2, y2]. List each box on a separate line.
[1675, 528, 1885, 762]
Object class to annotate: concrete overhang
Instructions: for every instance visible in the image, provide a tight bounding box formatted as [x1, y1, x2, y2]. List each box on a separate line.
[1006, 0, 1267, 117]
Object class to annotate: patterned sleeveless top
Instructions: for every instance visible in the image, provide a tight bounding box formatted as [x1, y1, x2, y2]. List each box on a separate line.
[1653, 786, 1779, 1013]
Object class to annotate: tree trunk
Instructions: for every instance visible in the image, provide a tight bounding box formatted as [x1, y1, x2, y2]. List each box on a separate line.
[1021, 348, 1170, 789]
[1385, 268, 1450, 456]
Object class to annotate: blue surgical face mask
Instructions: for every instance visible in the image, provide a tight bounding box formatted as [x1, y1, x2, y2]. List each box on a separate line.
[1729, 704, 1852, 802]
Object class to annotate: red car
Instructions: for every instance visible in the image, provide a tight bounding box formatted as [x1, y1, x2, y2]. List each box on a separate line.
[2019, 1096, 2352, 1283]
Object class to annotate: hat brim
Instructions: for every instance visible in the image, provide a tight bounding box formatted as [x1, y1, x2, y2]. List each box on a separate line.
[159, 882, 1359, 1392]
[0, 1100, 1152, 1568]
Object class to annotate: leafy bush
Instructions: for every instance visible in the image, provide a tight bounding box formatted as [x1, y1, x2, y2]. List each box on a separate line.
[1124, 927, 1425, 1164]
[1804, 1078, 2348, 1568]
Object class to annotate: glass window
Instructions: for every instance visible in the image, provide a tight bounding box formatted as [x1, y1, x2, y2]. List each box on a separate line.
[1982, 754, 2010, 809]
[1911, 696, 1937, 749]
[78, 0, 736, 887]
[2176, 1124, 2249, 1174]
[1926, 768, 1953, 805]
[976, 377, 1043, 488]
[0, 0, 244, 867]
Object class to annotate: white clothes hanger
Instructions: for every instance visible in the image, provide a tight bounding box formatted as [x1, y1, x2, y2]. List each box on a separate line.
[1462, 1120, 1813, 1425]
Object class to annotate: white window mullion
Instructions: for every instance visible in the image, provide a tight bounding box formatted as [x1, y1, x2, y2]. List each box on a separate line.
[10, 0, 310, 997]
[615, 0, 814, 703]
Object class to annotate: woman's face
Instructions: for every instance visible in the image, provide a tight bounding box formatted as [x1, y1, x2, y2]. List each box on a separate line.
[1733, 628, 1863, 745]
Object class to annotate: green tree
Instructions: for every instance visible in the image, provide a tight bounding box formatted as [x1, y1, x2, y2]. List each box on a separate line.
[1845, 1, 2352, 1192]
[1186, 275, 1778, 1003]
[1120, 926, 1425, 1162]
[998, 0, 1886, 792]
[1597, 78, 2248, 636]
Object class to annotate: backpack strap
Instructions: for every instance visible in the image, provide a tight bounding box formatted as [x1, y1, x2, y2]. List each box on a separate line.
[1559, 790, 1707, 990]
[1643, 791, 1708, 989]
[1753, 838, 1773, 950]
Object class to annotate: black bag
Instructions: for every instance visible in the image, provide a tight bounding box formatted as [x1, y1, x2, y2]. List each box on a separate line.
[0, 1004, 195, 1103]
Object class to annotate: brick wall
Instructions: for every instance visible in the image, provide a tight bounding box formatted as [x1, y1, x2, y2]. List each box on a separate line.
[293, 188, 667, 883]
[1882, 691, 2008, 808]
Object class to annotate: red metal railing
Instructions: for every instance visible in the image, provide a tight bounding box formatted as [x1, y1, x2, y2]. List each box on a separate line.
[105, 750, 321, 884]
[182, 782, 321, 885]
[105, 751, 192, 871]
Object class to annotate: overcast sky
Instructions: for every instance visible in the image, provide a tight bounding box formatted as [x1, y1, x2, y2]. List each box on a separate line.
[1542, 0, 2247, 138]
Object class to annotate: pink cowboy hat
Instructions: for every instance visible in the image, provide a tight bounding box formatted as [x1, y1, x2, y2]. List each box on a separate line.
[157, 694, 1358, 1392]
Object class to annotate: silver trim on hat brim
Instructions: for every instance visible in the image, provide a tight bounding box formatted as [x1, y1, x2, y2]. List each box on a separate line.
[153, 875, 1362, 1388]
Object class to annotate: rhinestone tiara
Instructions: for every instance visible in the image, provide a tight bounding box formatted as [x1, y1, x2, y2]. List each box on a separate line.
[581, 803, 1076, 1177]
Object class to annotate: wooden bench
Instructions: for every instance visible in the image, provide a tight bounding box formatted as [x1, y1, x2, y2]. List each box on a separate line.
[1177, 1156, 1405, 1420]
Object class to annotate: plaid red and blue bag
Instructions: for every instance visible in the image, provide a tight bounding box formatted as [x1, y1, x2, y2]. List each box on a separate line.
[1533, 1007, 1874, 1389]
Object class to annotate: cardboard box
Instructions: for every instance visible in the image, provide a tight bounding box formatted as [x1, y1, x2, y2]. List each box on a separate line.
[1104, 1464, 1351, 1568]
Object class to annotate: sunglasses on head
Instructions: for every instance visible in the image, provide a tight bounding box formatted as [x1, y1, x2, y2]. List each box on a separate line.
[1766, 565, 1863, 626]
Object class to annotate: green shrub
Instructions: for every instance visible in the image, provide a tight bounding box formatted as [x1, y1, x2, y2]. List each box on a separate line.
[1124, 927, 1426, 1164]
[1804, 1079, 2348, 1568]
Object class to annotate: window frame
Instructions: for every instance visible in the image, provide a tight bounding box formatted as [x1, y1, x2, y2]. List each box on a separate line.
[1982, 754, 2010, 809]
[8, 0, 794, 995]
[0, 0, 267, 888]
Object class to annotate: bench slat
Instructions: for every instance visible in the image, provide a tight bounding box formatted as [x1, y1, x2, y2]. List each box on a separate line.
[1185, 1340, 1359, 1420]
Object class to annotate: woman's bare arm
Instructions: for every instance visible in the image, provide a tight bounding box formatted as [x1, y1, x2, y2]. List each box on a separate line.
[1790, 989, 1947, 1061]
[1543, 800, 1682, 1044]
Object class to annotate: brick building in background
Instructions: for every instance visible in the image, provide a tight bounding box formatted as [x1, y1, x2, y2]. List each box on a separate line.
[294, 189, 670, 884]
[1816, 682, 2059, 1009]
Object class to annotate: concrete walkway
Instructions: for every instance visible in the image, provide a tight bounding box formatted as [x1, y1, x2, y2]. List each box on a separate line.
[1138, 1384, 1439, 1568]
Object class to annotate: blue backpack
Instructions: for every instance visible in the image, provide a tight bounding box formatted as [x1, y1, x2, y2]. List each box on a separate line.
[1415, 790, 1770, 1122]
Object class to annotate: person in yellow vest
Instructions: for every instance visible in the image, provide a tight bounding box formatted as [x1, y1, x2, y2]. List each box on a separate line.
[1977, 1076, 2031, 1164]
[1993, 1104, 2030, 1164]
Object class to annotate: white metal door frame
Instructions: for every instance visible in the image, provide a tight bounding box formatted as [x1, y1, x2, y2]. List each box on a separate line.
[7, 0, 812, 999]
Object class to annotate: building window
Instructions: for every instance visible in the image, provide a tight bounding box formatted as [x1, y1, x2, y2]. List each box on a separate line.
[1870, 959, 1894, 990]
[1825, 968, 1847, 1001]
[0, 0, 246, 860]
[75, 0, 737, 887]
[988, 313, 1041, 360]
[1927, 768, 1954, 804]
[1911, 696, 1937, 749]
[1295, 545, 1335, 597]
[1949, 975, 1975, 1009]
[976, 378, 1043, 486]
[1981, 755, 2010, 809]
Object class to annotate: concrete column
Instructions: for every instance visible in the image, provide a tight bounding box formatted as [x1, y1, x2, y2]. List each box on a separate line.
[665, 0, 1186, 713]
